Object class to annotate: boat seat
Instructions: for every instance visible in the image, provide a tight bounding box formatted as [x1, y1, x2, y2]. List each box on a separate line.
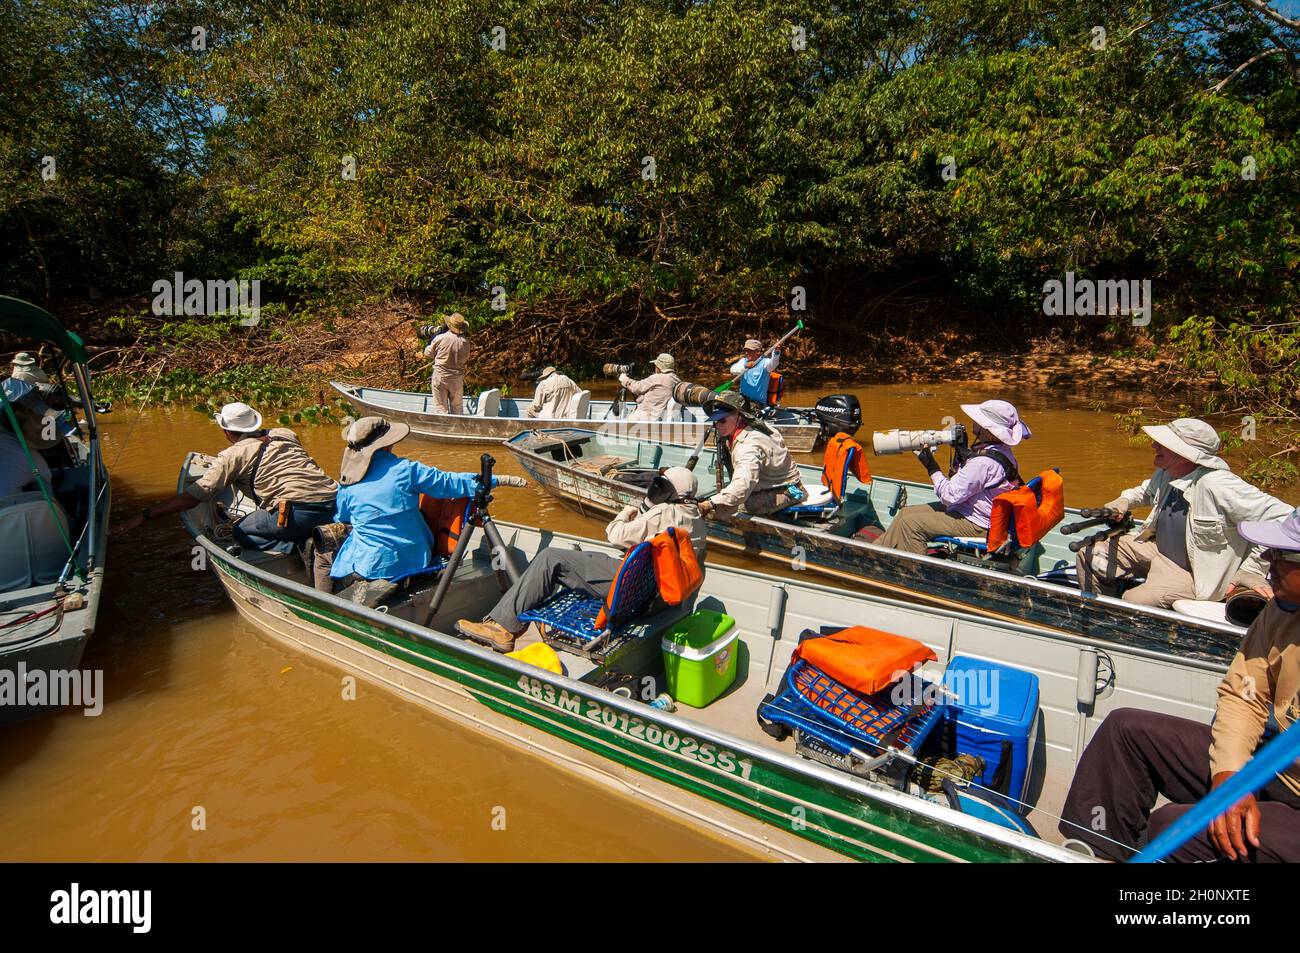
[475, 388, 502, 417]
[519, 541, 658, 656]
[931, 535, 988, 556]
[777, 484, 839, 520]
[567, 389, 592, 419]
[0, 491, 73, 591]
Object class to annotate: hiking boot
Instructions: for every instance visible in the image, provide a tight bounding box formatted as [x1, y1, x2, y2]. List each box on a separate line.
[456, 618, 516, 653]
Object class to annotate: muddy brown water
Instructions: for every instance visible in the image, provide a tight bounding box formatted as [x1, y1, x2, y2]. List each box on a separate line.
[2, 381, 1293, 861]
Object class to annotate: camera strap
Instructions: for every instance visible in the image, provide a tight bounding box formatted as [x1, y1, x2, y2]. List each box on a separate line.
[968, 447, 1021, 486]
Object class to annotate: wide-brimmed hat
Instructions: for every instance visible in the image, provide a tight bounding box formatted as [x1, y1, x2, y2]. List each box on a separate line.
[11, 352, 36, 367]
[538, 366, 557, 380]
[445, 312, 468, 333]
[213, 401, 263, 433]
[663, 466, 697, 499]
[339, 416, 411, 485]
[702, 389, 755, 422]
[743, 338, 762, 352]
[1142, 418, 1228, 471]
[653, 353, 676, 373]
[961, 399, 1031, 446]
[1239, 507, 1300, 553]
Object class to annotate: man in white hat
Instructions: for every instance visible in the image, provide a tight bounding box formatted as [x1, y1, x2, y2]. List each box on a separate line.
[110, 401, 338, 553]
[729, 338, 780, 407]
[619, 353, 681, 422]
[525, 365, 580, 419]
[1059, 506, 1300, 862]
[421, 312, 472, 415]
[1077, 418, 1291, 608]
[876, 399, 1030, 554]
[457, 466, 705, 653]
[10, 352, 51, 386]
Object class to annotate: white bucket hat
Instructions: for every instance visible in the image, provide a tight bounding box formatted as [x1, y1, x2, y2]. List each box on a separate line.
[1142, 418, 1228, 471]
[960, 399, 1031, 446]
[663, 466, 697, 499]
[213, 401, 263, 433]
[11, 352, 36, 367]
[653, 353, 676, 373]
[1239, 506, 1300, 553]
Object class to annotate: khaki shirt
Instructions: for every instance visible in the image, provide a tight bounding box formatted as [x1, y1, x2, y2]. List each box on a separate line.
[620, 371, 680, 422]
[1210, 599, 1300, 797]
[605, 501, 707, 560]
[526, 373, 579, 419]
[186, 429, 337, 510]
[710, 425, 801, 518]
[424, 331, 470, 378]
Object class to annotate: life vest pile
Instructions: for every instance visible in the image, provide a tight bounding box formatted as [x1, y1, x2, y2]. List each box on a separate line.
[792, 625, 936, 697]
[418, 495, 470, 558]
[820, 433, 872, 503]
[986, 469, 1065, 552]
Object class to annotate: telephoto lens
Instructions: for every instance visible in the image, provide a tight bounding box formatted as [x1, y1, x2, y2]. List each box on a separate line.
[671, 380, 713, 407]
[872, 426, 966, 455]
[417, 323, 443, 339]
[603, 363, 632, 377]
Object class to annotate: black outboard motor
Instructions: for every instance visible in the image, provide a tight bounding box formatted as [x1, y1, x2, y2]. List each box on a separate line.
[813, 394, 862, 440]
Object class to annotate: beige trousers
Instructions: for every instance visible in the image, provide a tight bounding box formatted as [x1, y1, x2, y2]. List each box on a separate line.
[430, 372, 464, 415]
[875, 502, 983, 555]
[1075, 534, 1196, 608]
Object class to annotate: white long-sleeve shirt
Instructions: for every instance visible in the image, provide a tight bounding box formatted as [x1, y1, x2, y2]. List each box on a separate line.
[619, 371, 679, 421]
[525, 373, 579, 419]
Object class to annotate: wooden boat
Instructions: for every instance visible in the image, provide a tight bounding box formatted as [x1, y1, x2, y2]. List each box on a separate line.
[504, 428, 1248, 665]
[0, 297, 111, 723]
[179, 453, 1227, 862]
[330, 381, 822, 452]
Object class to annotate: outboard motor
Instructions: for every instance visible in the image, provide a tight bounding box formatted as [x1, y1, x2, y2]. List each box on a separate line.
[813, 394, 862, 440]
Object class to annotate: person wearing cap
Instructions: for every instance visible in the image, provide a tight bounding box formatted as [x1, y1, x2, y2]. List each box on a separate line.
[620, 354, 681, 422]
[525, 365, 579, 419]
[326, 416, 527, 596]
[876, 399, 1029, 554]
[1059, 507, 1300, 862]
[456, 466, 705, 652]
[1076, 418, 1291, 609]
[696, 391, 803, 521]
[10, 352, 51, 387]
[110, 402, 338, 552]
[728, 338, 780, 407]
[422, 312, 472, 415]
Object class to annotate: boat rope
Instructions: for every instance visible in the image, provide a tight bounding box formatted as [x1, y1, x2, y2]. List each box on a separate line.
[0, 385, 84, 580]
[758, 693, 1142, 858]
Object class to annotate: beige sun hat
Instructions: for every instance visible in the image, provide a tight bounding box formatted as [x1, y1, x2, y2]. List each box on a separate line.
[12, 352, 36, 367]
[445, 312, 468, 333]
[743, 338, 763, 351]
[663, 466, 697, 499]
[1142, 418, 1228, 471]
[652, 353, 676, 373]
[339, 416, 411, 485]
[538, 366, 557, 380]
[213, 401, 263, 433]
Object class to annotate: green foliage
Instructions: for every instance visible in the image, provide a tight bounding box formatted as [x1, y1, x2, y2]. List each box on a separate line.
[95, 365, 307, 409]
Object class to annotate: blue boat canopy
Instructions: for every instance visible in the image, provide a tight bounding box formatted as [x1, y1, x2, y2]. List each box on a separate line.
[0, 296, 88, 364]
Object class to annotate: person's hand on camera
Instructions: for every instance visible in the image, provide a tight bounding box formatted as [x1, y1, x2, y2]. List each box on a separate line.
[494, 475, 528, 488]
[914, 446, 940, 476]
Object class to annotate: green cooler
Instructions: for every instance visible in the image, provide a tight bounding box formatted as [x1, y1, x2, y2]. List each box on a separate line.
[661, 610, 740, 708]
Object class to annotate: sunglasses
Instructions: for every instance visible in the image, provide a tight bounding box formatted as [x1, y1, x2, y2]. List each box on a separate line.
[1264, 549, 1300, 565]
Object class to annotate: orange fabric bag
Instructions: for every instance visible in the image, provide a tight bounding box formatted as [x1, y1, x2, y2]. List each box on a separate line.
[793, 626, 936, 696]
[820, 433, 872, 503]
[986, 469, 1065, 552]
[593, 527, 703, 630]
[418, 495, 469, 558]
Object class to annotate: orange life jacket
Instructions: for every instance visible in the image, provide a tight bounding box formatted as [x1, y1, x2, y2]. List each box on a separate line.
[986, 469, 1065, 553]
[767, 372, 783, 407]
[594, 527, 703, 630]
[418, 495, 469, 559]
[793, 626, 936, 697]
[821, 433, 872, 503]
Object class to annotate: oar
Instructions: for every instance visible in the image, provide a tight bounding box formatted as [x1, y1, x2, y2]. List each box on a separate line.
[714, 318, 805, 395]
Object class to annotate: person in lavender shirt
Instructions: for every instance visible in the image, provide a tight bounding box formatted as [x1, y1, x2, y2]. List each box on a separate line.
[875, 399, 1030, 554]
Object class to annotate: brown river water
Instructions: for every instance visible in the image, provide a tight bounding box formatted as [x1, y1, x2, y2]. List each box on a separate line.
[2, 381, 1292, 861]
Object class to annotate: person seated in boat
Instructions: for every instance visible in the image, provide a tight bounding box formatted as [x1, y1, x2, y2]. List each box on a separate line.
[322, 416, 525, 600]
[110, 402, 339, 553]
[0, 375, 79, 456]
[619, 353, 680, 422]
[1076, 418, 1290, 609]
[422, 312, 471, 415]
[0, 427, 52, 496]
[10, 352, 51, 387]
[874, 399, 1029, 555]
[1060, 507, 1300, 862]
[455, 466, 705, 653]
[729, 338, 778, 407]
[695, 391, 804, 520]
[525, 366, 579, 419]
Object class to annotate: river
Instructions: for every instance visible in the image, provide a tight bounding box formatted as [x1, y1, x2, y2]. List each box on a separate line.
[1, 381, 1290, 860]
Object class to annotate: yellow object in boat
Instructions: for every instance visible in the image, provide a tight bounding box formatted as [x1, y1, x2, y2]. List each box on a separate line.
[506, 642, 564, 675]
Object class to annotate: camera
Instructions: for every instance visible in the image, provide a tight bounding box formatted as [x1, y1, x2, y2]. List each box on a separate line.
[603, 363, 632, 377]
[417, 323, 443, 339]
[872, 423, 967, 456]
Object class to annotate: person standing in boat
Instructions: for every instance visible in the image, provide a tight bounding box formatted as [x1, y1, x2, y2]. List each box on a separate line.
[525, 366, 579, 419]
[323, 416, 525, 603]
[456, 467, 705, 653]
[619, 353, 680, 422]
[422, 313, 471, 415]
[1060, 507, 1300, 862]
[729, 338, 779, 407]
[110, 402, 338, 553]
[1076, 418, 1290, 608]
[696, 391, 804, 519]
[875, 399, 1029, 554]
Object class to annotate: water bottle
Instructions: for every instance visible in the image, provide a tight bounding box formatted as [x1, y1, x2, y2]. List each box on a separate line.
[650, 693, 676, 713]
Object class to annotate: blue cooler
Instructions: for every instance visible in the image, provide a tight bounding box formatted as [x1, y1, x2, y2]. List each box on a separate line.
[943, 656, 1039, 814]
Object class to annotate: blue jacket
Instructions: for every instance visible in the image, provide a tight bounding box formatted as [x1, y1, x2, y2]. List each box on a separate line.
[331, 450, 484, 581]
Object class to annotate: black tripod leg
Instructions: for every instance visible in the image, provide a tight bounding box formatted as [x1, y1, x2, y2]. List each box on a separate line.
[423, 520, 477, 625]
[480, 516, 523, 585]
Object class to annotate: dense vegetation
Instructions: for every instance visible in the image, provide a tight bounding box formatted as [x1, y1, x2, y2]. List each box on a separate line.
[2, 1, 1297, 476]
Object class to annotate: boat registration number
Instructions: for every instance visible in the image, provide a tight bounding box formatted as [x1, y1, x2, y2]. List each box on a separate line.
[515, 675, 754, 781]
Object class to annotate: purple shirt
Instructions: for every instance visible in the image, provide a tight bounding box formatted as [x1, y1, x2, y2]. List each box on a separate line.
[930, 444, 1019, 529]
